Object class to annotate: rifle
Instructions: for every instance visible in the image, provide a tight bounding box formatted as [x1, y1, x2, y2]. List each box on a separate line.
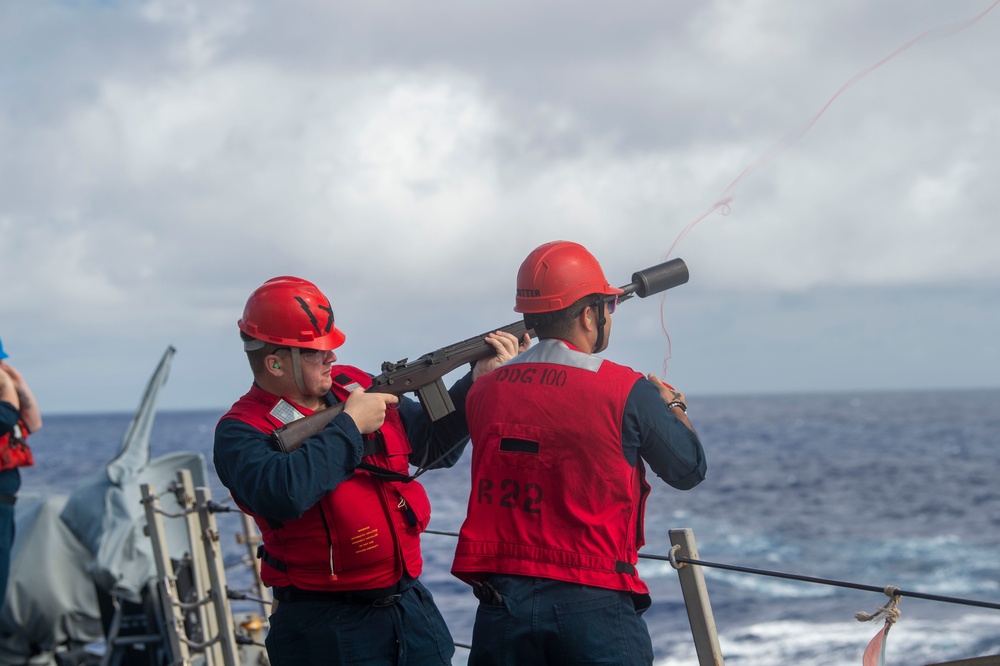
[271, 257, 690, 453]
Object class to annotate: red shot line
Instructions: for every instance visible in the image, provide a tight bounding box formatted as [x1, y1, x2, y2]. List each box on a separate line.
[656, 0, 999, 372]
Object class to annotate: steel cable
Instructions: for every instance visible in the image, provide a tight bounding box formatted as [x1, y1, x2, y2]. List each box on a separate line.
[424, 529, 1000, 612]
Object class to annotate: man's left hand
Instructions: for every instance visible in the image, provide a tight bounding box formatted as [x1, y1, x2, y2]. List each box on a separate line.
[473, 331, 530, 381]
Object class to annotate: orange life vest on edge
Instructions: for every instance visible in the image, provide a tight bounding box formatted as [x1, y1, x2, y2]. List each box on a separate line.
[0, 419, 34, 471]
[452, 340, 651, 595]
[222, 365, 429, 591]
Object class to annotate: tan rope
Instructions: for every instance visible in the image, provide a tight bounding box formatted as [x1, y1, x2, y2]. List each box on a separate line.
[855, 585, 902, 626]
[667, 544, 685, 570]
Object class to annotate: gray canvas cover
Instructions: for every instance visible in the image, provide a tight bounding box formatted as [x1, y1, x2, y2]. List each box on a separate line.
[0, 347, 209, 665]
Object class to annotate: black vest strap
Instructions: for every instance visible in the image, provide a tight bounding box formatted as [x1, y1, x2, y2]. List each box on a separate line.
[361, 431, 386, 457]
[614, 561, 637, 576]
[257, 544, 288, 572]
[272, 577, 414, 605]
[355, 461, 411, 483]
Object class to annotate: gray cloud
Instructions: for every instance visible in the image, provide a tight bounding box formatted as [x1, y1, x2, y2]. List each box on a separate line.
[2, 0, 997, 413]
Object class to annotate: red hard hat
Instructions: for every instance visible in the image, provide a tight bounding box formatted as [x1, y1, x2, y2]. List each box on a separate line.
[514, 241, 622, 313]
[238, 276, 346, 350]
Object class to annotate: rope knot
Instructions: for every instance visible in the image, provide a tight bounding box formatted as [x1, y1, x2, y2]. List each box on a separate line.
[855, 585, 902, 626]
[667, 544, 685, 570]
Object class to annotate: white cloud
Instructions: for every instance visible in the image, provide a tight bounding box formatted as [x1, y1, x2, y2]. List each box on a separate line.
[2, 0, 998, 411]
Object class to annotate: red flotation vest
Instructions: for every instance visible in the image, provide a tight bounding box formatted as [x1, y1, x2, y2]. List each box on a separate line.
[223, 365, 429, 591]
[0, 419, 34, 471]
[452, 340, 651, 595]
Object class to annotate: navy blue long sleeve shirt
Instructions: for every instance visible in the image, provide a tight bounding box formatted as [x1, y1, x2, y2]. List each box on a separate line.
[0, 402, 17, 435]
[214, 373, 474, 523]
[621, 377, 706, 490]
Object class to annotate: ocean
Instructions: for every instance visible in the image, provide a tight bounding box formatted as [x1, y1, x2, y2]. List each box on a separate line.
[20, 388, 1000, 665]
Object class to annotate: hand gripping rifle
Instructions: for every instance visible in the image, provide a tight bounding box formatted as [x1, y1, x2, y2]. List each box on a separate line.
[271, 257, 690, 454]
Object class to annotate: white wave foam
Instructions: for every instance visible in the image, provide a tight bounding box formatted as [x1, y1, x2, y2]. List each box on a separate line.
[654, 614, 1000, 666]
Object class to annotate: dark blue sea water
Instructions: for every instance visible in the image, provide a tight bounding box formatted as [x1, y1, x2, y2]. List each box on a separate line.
[21, 388, 1000, 665]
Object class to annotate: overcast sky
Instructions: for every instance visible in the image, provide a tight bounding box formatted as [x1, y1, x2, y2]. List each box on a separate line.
[2, 0, 998, 415]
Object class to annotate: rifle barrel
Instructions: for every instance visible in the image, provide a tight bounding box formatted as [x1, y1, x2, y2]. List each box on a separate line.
[271, 257, 689, 451]
[623, 257, 689, 299]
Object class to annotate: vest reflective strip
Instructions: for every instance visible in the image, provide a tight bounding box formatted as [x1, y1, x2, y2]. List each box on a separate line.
[269, 399, 306, 425]
[505, 339, 604, 372]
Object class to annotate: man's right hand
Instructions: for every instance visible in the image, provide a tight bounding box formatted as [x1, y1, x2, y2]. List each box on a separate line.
[647, 373, 694, 431]
[342, 388, 399, 434]
[0, 362, 22, 387]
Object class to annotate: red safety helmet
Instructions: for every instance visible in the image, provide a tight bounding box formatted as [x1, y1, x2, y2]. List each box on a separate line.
[238, 276, 346, 350]
[514, 241, 622, 313]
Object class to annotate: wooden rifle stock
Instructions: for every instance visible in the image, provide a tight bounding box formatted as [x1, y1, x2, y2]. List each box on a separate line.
[271, 257, 689, 453]
[271, 403, 346, 454]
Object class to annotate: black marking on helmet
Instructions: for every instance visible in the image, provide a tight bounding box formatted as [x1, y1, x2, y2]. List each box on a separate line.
[317, 303, 334, 334]
[295, 296, 322, 334]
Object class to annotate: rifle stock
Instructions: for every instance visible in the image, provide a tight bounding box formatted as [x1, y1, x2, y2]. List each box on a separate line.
[272, 403, 345, 454]
[271, 257, 689, 453]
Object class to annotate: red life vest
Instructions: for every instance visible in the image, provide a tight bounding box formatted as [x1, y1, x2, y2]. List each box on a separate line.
[0, 418, 34, 471]
[222, 365, 430, 591]
[452, 340, 651, 595]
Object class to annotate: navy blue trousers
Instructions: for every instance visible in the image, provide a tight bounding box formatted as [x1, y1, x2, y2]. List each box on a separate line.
[468, 575, 655, 666]
[265, 579, 454, 665]
[0, 469, 20, 610]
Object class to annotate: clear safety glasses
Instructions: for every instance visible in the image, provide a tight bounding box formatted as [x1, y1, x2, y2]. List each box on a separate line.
[273, 347, 335, 365]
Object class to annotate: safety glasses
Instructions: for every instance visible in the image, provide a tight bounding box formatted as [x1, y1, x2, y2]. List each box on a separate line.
[573, 294, 618, 319]
[272, 347, 335, 365]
